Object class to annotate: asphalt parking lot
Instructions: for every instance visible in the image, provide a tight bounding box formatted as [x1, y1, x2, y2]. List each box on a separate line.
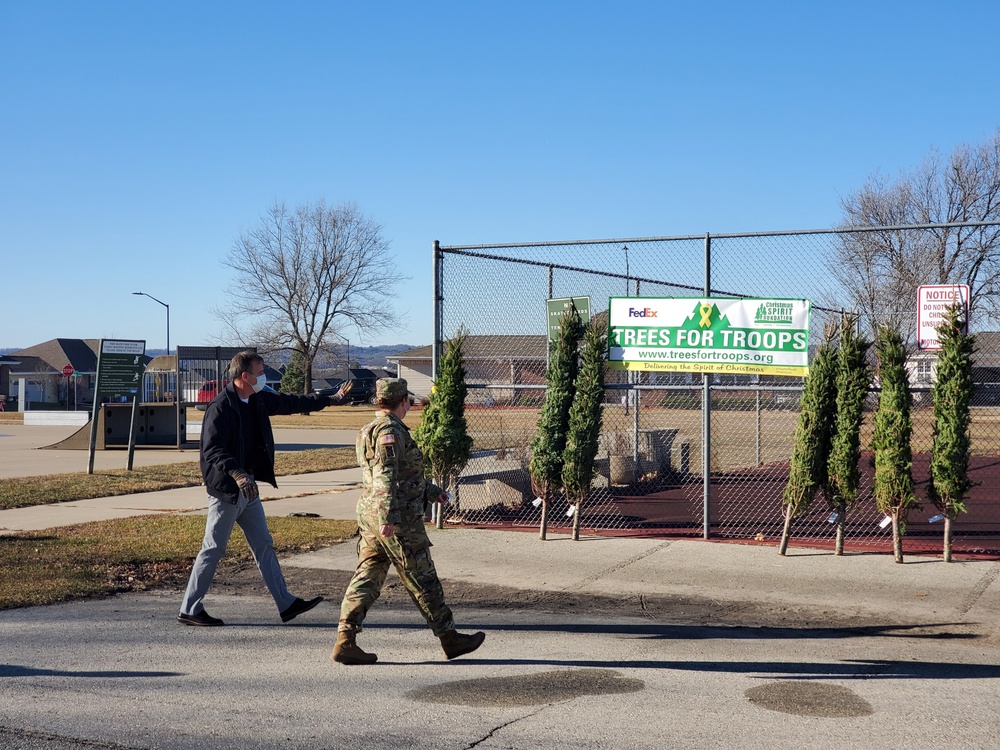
[1, 423, 999, 749]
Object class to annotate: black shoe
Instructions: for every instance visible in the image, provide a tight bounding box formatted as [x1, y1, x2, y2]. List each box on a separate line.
[177, 610, 224, 627]
[280, 596, 323, 623]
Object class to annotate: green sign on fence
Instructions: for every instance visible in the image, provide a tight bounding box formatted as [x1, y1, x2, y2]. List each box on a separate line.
[546, 296, 591, 342]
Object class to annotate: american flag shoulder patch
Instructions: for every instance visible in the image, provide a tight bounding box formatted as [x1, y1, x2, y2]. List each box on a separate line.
[379, 433, 395, 445]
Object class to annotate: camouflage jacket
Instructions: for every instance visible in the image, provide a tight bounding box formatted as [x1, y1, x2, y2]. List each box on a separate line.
[355, 412, 443, 526]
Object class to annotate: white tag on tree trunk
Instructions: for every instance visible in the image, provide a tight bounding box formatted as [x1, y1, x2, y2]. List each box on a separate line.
[879, 516, 892, 528]
[532, 497, 543, 508]
[928, 514, 945, 523]
[827, 512, 839, 523]
[566, 505, 576, 517]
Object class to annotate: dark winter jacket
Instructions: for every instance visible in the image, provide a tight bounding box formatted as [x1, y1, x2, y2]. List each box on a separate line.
[200, 383, 335, 503]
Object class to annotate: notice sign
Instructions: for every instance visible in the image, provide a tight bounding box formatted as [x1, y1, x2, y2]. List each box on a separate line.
[608, 297, 811, 376]
[917, 284, 969, 350]
[95, 339, 146, 397]
[546, 296, 590, 342]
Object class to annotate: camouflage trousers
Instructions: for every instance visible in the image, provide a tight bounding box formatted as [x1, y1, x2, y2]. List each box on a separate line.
[338, 513, 454, 637]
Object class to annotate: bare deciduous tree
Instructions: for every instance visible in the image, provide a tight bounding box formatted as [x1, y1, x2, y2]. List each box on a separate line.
[830, 131, 1000, 340]
[216, 201, 398, 392]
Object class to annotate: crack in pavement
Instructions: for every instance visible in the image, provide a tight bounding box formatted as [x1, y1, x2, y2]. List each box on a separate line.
[466, 705, 550, 749]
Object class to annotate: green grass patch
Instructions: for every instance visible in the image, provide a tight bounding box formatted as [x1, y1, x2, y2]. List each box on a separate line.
[0, 515, 357, 610]
[0, 447, 358, 511]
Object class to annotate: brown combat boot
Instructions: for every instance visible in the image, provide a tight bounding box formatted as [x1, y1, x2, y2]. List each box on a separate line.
[439, 630, 486, 660]
[331, 630, 378, 665]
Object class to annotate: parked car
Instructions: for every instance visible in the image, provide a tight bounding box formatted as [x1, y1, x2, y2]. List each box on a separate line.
[195, 380, 228, 410]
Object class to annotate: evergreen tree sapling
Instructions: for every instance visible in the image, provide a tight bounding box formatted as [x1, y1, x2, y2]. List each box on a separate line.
[413, 329, 473, 521]
[826, 315, 872, 555]
[279, 349, 307, 394]
[927, 306, 975, 562]
[530, 305, 581, 539]
[872, 325, 917, 564]
[561, 320, 607, 541]
[779, 325, 838, 555]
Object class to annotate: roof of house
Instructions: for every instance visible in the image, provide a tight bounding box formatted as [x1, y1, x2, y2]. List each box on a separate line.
[973, 331, 1000, 362]
[313, 367, 393, 383]
[388, 335, 547, 362]
[910, 331, 1000, 363]
[390, 329, 1000, 366]
[8, 338, 101, 374]
[8, 338, 156, 375]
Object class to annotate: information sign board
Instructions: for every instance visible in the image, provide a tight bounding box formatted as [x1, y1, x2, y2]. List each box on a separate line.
[546, 297, 591, 342]
[608, 297, 811, 376]
[917, 284, 969, 350]
[95, 339, 147, 397]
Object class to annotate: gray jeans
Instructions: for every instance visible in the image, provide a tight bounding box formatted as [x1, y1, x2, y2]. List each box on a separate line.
[179, 492, 296, 616]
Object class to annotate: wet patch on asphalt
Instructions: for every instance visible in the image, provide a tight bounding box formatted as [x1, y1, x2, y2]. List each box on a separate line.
[744, 680, 874, 717]
[407, 668, 645, 707]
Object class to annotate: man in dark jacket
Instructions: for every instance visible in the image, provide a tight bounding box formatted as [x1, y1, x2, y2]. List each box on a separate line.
[178, 351, 350, 626]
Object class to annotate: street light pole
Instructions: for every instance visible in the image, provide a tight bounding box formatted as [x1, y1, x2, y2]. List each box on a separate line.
[132, 292, 170, 354]
[330, 332, 350, 381]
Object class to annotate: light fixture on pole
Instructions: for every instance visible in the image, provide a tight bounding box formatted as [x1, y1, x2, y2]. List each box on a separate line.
[132, 291, 170, 354]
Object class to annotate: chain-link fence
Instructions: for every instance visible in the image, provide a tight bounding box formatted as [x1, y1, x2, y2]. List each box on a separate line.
[432, 224, 1000, 555]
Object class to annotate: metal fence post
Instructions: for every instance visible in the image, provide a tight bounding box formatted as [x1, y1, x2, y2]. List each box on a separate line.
[755, 387, 762, 466]
[432, 240, 442, 382]
[632, 278, 640, 474]
[703, 232, 712, 539]
[432, 240, 443, 527]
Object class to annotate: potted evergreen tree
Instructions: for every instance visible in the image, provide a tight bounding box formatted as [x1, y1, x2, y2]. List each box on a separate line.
[779, 326, 838, 555]
[872, 325, 917, 564]
[530, 305, 581, 540]
[413, 329, 473, 529]
[827, 315, 871, 555]
[928, 305, 975, 562]
[561, 320, 607, 541]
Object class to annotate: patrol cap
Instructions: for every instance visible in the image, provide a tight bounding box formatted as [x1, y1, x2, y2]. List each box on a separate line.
[375, 378, 413, 403]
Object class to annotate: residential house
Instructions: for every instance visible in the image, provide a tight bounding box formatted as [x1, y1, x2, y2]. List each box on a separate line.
[6, 339, 101, 411]
[388, 336, 548, 404]
[906, 330, 1000, 403]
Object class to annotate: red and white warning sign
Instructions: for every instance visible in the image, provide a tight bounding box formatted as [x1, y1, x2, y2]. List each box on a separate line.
[917, 284, 969, 350]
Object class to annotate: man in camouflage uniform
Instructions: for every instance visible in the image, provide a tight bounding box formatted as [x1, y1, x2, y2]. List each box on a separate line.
[331, 378, 486, 665]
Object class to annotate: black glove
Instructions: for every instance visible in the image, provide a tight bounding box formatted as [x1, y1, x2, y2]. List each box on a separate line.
[229, 469, 259, 500]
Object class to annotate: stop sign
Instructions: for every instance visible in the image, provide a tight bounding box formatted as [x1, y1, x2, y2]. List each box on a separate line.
[62, 365, 74, 377]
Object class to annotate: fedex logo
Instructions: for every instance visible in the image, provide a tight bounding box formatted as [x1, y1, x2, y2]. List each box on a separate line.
[628, 307, 657, 318]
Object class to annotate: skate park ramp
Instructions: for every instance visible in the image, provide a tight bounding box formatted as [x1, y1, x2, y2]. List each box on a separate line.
[43, 403, 188, 450]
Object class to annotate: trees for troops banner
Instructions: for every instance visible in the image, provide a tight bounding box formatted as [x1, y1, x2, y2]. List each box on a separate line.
[608, 297, 811, 376]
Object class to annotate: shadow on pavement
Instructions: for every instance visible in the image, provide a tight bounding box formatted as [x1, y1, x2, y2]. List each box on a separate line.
[369, 620, 980, 641]
[437, 658, 1000, 680]
[0, 664, 183, 678]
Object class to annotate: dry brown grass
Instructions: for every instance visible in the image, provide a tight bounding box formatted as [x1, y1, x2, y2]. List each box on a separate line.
[0, 515, 357, 610]
[0, 447, 357, 511]
[187, 405, 422, 430]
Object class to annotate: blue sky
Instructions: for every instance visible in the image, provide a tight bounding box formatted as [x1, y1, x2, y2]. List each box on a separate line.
[2, 1, 998, 350]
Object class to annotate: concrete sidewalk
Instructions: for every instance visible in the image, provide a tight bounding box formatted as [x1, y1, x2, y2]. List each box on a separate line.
[0, 466, 364, 531]
[0, 422, 358, 479]
[0, 420, 364, 531]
